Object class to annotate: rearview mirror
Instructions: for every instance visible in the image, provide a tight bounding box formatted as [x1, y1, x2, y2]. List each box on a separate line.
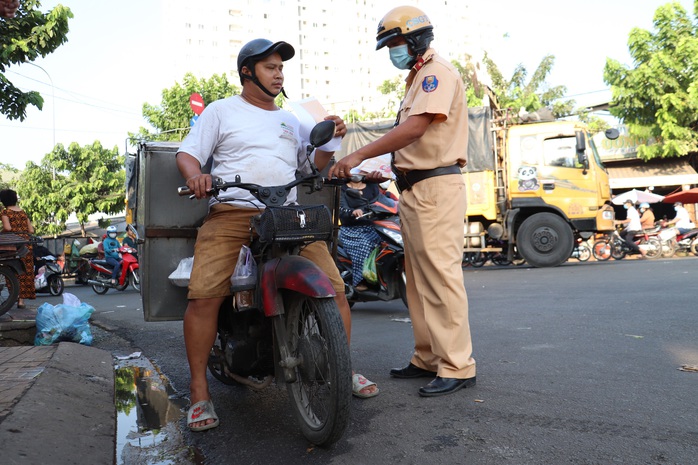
[309, 120, 336, 148]
[604, 128, 620, 140]
[576, 132, 589, 173]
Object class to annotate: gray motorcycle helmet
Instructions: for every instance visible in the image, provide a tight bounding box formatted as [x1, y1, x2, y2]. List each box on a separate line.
[237, 39, 295, 98]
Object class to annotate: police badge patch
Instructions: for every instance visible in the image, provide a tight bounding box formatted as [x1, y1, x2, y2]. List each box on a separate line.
[422, 75, 438, 92]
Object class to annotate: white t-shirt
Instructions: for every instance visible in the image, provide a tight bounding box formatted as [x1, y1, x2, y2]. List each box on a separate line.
[673, 206, 695, 229]
[178, 95, 312, 208]
[626, 206, 642, 231]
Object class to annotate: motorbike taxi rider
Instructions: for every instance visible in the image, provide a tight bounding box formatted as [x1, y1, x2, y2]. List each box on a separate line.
[102, 225, 122, 285]
[615, 200, 648, 258]
[662, 202, 696, 235]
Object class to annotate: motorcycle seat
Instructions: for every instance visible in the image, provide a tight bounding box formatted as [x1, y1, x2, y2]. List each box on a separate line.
[92, 259, 111, 267]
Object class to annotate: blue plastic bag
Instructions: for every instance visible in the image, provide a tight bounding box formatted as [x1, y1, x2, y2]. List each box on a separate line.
[34, 293, 95, 346]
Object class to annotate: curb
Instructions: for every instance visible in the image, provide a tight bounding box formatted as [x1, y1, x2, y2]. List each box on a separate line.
[0, 342, 115, 465]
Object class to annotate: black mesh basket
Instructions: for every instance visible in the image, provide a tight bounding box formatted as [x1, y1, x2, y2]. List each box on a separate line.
[254, 205, 332, 244]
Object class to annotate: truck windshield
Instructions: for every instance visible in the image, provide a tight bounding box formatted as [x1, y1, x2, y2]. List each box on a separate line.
[588, 136, 606, 170]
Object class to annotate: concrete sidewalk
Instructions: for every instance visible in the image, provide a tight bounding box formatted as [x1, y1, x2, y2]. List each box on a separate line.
[0, 306, 115, 465]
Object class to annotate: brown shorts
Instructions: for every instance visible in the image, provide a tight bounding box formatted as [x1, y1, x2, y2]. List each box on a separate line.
[188, 203, 344, 299]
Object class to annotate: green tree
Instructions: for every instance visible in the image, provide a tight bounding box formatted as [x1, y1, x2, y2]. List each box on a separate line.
[483, 52, 574, 118]
[604, 1, 698, 160]
[0, 1, 72, 121]
[0, 163, 19, 190]
[18, 141, 124, 236]
[451, 55, 484, 107]
[132, 73, 240, 142]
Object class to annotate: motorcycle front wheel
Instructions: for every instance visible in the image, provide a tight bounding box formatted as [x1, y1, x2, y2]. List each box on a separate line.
[577, 245, 591, 262]
[284, 292, 352, 446]
[129, 268, 141, 292]
[592, 240, 611, 261]
[0, 267, 20, 316]
[48, 274, 64, 296]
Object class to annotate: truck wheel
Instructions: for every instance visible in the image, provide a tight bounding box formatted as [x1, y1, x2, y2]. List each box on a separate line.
[516, 213, 574, 268]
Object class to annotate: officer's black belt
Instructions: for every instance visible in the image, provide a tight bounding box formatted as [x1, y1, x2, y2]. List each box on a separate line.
[394, 164, 461, 193]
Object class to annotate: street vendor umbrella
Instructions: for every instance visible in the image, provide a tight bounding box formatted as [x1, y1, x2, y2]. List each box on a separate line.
[611, 189, 665, 205]
[662, 187, 698, 204]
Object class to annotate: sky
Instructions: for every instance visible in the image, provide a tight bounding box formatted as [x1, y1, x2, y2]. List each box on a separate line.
[1, 0, 695, 170]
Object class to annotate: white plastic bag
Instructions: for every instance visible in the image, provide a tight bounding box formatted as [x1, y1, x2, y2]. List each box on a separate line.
[168, 256, 194, 287]
[230, 245, 256, 289]
[34, 267, 47, 290]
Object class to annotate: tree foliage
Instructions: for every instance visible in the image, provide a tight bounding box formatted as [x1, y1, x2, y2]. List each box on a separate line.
[0, 163, 19, 190]
[0, 1, 72, 120]
[17, 141, 124, 236]
[604, 1, 698, 160]
[132, 73, 240, 142]
[483, 52, 574, 118]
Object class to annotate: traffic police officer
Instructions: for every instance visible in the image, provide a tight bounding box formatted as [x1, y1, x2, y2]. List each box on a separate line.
[329, 5, 476, 397]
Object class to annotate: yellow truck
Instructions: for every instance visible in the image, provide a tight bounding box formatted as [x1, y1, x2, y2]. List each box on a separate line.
[462, 106, 619, 267]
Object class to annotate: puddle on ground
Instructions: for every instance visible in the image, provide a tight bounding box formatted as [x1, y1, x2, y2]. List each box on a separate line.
[114, 356, 203, 465]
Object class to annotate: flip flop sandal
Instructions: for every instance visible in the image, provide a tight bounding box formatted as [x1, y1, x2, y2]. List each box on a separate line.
[352, 373, 379, 399]
[187, 400, 220, 432]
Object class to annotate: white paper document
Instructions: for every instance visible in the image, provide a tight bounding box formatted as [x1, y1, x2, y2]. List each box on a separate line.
[288, 97, 342, 152]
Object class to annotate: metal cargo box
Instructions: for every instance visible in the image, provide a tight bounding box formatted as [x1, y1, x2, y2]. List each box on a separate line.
[133, 142, 340, 322]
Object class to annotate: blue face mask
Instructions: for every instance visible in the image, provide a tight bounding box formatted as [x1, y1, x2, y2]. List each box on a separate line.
[389, 44, 414, 70]
[624, 205, 629, 210]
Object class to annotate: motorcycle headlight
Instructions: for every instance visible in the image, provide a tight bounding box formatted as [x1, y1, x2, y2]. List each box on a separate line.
[380, 228, 403, 247]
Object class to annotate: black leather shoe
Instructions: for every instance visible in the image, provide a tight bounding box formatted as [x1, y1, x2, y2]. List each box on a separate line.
[390, 363, 437, 379]
[418, 376, 476, 397]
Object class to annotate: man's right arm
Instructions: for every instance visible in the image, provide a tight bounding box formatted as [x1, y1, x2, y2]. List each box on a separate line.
[176, 152, 212, 200]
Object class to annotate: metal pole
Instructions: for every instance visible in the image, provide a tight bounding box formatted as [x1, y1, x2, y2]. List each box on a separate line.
[25, 61, 56, 149]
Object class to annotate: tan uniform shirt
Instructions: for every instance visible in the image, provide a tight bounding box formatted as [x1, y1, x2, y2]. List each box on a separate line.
[394, 48, 468, 172]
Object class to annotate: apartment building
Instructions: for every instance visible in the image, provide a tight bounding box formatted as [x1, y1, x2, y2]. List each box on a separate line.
[160, 0, 495, 117]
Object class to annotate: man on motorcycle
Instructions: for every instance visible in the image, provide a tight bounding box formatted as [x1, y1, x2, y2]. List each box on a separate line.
[662, 202, 696, 235]
[102, 226, 122, 284]
[176, 38, 377, 431]
[615, 200, 647, 258]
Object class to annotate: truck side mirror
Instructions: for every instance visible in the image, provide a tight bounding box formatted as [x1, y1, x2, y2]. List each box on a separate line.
[604, 128, 620, 140]
[576, 132, 589, 174]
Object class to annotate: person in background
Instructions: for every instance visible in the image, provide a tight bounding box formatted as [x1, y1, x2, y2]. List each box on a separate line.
[0, 188, 35, 308]
[662, 202, 695, 235]
[615, 199, 647, 258]
[338, 176, 383, 291]
[122, 227, 138, 260]
[330, 6, 476, 397]
[638, 202, 655, 230]
[0, 0, 19, 18]
[102, 225, 122, 285]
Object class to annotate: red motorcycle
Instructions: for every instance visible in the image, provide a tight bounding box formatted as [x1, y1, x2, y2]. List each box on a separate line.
[87, 245, 140, 294]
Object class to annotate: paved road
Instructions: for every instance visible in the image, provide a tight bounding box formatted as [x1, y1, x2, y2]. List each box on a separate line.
[48, 257, 698, 464]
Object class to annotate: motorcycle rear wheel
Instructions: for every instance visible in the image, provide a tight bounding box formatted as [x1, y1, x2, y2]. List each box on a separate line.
[48, 274, 64, 296]
[284, 292, 351, 446]
[0, 267, 20, 316]
[662, 239, 677, 258]
[611, 241, 626, 260]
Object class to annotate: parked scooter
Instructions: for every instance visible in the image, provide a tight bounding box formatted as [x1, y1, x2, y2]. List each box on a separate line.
[176, 120, 351, 446]
[335, 193, 408, 308]
[86, 245, 140, 294]
[33, 238, 64, 296]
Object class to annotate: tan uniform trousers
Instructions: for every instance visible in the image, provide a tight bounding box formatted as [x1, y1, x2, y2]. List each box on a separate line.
[400, 174, 476, 379]
[188, 203, 344, 300]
